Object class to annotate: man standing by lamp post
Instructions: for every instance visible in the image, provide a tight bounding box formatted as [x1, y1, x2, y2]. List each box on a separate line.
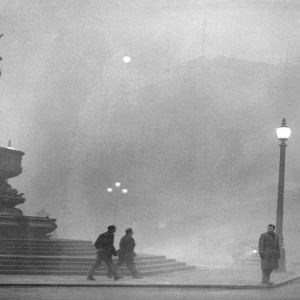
[275, 118, 291, 272]
[259, 224, 280, 284]
[258, 119, 291, 284]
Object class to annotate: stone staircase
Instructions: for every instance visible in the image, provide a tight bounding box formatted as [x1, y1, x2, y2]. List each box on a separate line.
[0, 239, 196, 276]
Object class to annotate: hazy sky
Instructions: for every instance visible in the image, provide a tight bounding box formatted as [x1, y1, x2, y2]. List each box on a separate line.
[1, 0, 300, 263]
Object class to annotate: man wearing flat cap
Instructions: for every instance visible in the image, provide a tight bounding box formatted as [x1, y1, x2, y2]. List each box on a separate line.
[114, 228, 143, 279]
[87, 225, 123, 281]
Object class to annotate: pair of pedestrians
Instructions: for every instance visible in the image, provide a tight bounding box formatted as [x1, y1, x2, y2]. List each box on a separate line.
[87, 225, 143, 281]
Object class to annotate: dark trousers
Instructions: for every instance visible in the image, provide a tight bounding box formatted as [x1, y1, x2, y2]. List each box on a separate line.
[87, 250, 118, 279]
[105, 255, 114, 276]
[115, 253, 139, 277]
[261, 269, 273, 283]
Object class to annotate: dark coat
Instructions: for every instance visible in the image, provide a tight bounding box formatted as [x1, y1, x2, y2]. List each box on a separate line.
[118, 234, 136, 258]
[258, 232, 280, 269]
[94, 231, 117, 256]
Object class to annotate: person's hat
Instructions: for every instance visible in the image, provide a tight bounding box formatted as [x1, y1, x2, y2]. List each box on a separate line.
[125, 228, 133, 233]
[107, 225, 116, 230]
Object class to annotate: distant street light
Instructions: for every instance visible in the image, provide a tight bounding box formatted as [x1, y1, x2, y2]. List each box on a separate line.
[107, 182, 128, 224]
[123, 56, 131, 63]
[275, 118, 291, 272]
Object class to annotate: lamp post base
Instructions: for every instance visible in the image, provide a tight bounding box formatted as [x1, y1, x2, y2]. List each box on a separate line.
[274, 247, 286, 273]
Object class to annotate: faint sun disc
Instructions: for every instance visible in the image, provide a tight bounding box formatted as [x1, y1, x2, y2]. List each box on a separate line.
[123, 56, 131, 63]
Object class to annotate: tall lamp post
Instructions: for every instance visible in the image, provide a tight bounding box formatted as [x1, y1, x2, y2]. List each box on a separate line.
[276, 118, 291, 272]
[107, 182, 128, 225]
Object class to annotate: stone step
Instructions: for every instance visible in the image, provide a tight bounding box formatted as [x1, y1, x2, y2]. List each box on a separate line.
[0, 238, 99, 257]
[139, 265, 196, 276]
[0, 238, 196, 276]
[0, 264, 195, 276]
[0, 239, 93, 246]
[0, 254, 167, 263]
[0, 245, 94, 251]
[0, 258, 176, 267]
[0, 249, 95, 256]
[0, 240, 94, 250]
[0, 242, 92, 245]
[0, 261, 184, 272]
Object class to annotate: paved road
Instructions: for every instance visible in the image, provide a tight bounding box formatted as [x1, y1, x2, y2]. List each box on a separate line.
[1, 279, 300, 300]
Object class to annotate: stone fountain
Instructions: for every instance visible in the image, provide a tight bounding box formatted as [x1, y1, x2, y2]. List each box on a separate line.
[0, 145, 57, 239]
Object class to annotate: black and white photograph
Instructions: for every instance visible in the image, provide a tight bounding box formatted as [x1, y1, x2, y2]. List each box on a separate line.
[1, 0, 300, 299]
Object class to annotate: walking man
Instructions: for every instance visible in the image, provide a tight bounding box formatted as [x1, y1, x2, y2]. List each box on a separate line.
[258, 224, 280, 284]
[115, 228, 143, 279]
[87, 225, 123, 281]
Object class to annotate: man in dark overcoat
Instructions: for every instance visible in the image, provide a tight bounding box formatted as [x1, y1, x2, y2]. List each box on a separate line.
[258, 224, 280, 284]
[87, 225, 123, 281]
[114, 228, 143, 279]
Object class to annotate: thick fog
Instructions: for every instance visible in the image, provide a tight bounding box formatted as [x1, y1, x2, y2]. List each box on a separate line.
[1, 0, 300, 265]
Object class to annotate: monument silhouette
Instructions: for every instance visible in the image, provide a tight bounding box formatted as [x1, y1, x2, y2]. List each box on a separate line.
[0, 143, 57, 239]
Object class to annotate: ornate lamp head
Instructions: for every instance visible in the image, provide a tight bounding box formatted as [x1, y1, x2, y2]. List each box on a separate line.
[276, 118, 291, 140]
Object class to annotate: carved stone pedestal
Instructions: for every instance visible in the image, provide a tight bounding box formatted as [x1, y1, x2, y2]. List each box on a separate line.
[0, 146, 57, 239]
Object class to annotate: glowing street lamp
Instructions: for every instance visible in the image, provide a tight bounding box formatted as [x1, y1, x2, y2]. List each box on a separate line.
[275, 118, 291, 272]
[107, 182, 128, 224]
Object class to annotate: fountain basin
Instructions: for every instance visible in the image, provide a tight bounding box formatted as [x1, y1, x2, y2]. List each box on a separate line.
[0, 147, 24, 180]
[0, 215, 57, 239]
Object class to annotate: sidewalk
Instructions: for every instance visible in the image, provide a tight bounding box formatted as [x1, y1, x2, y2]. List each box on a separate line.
[0, 265, 299, 289]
